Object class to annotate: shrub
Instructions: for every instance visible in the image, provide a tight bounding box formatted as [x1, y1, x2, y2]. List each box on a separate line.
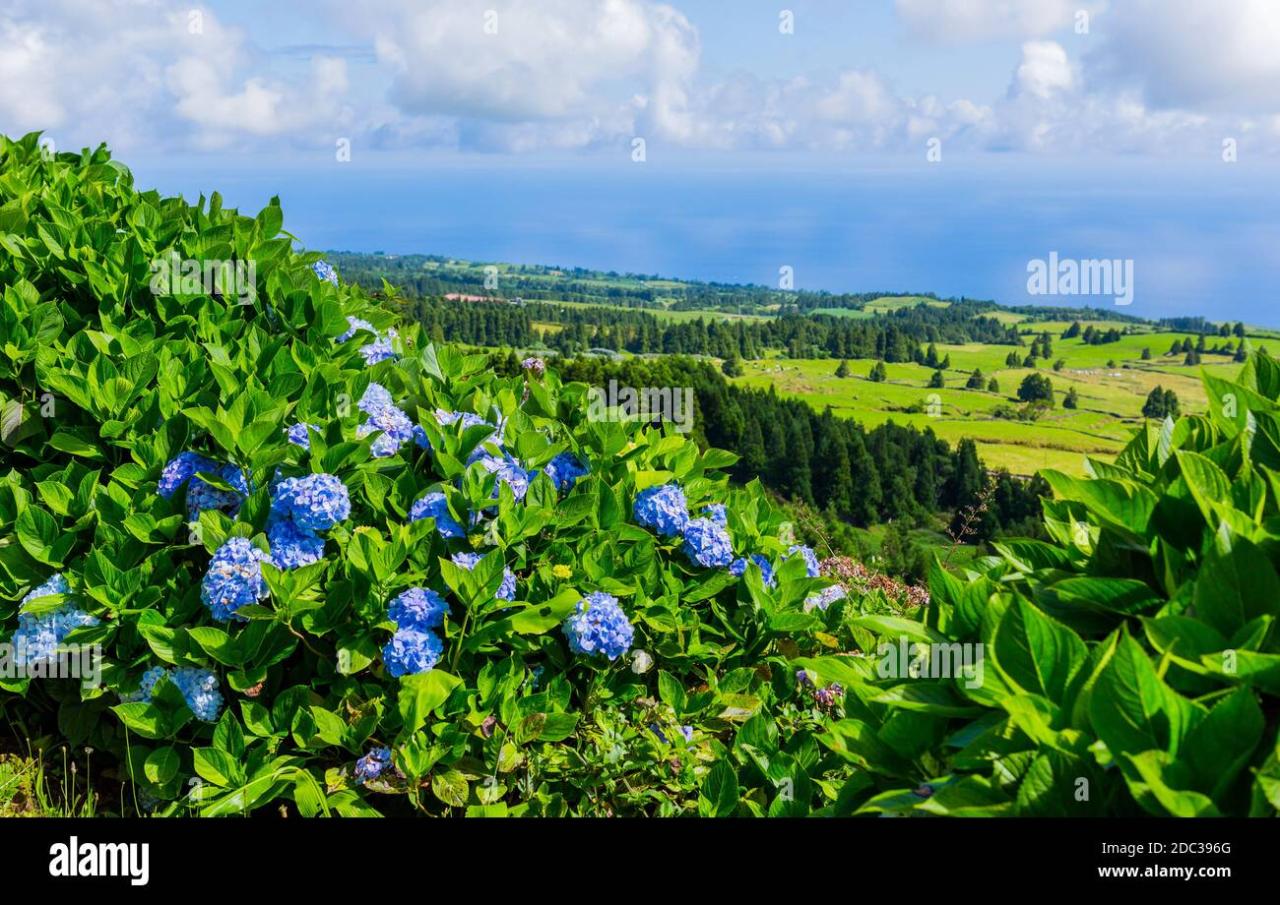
[0, 135, 868, 817]
[797, 352, 1280, 815]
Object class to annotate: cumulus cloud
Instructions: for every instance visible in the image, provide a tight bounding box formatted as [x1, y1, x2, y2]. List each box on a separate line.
[1086, 0, 1280, 114]
[2, 0, 1279, 158]
[894, 0, 1093, 42]
[0, 0, 353, 152]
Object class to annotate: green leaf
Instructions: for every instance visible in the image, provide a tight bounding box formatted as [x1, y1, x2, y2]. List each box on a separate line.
[143, 747, 180, 785]
[698, 759, 740, 817]
[398, 670, 462, 738]
[993, 597, 1087, 703]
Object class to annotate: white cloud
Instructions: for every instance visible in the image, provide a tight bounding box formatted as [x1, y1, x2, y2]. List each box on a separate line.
[1087, 0, 1280, 114]
[894, 0, 1092, 42]
[357, 0, 697, 150]
[1011, 41, 1075, 100]
[2, 0, 1279, 159]
[0, 1, 353, 152]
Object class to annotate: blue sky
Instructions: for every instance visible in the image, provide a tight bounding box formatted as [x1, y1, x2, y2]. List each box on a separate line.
[3, 1, 1279, 322]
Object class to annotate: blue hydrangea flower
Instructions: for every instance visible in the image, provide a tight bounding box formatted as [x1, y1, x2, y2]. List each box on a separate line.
[360, 333, 397, 366]
[388, 587, 449, 631]
[285, 422, 319, 449]
[185, 463, 249, 521]
[730, 553, 776, 588]
[633, 483, 689, 538]
[271, 473, 350, 533]
[804, 584, 848, 612]
[10, 605, 98, 668]
[562, 591, 634, 661]
[312, 260, 339, 286]
[788, 544, 821, 578]
[542, 453, 588, 492]
[201, 537, 269, 622]
[171, 667, 224, 721]
[358, 382, 395, 414]
[21, 573, 71, 606]
[681, 518, 734, 569]
[702, 503, 727, 525]
[476, 455, 529, 502]
[123, 666, 223, 722]
[451, 552, 517, 601]
[337, 317, 398, 365]
[680, 725, 695, 743]
[412, 424, 431, 450]
[125, 665, 169, 703]
[355, 747, 392, 785]
[382, 628, 443, 678]
[267, 517, 327, 570]
[158, 451, 216, 499]
[409, 491, 465, 539]
[357, 384, 416, 457]
[337, 316, 374, 343]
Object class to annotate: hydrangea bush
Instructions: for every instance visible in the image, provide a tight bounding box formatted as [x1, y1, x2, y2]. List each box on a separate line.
[0, 135, 858, 816]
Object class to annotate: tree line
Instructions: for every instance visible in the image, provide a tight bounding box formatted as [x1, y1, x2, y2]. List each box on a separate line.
[493, 352, 1048, 542]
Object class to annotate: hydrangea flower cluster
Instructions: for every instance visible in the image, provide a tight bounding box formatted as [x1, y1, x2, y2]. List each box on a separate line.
[354, 746, 392, 784]
[633, 483, 690, 538]
[381, 588, 448, 678]
[476, 454, 530, 502]
[311, 260, 339, 286]
[788, 544, 821, 578]
[409, 491, 466, 538]
[702, 503, 727, 525]
[452, 552, 517, 601]
[387, 587, 449, 631]
[10, 575, 97, 668]
[200, 537, 269, 621]
[357, 382, 421, 458]
[336, 315, 399, 366]
[271, 474, 350, 533]
[730, 553, 776, 587]
[633, 483, 740, 571]
[562, 592, 634, 661]
[264, 473, 349, 570]
[382, 628, 444, 678]
[804, 584, 848, 612]
[540, 452, 589, 492]
[267, 517, 327, 570]
[124, 665, 224, 722]
[681, 518, 734, 569]
[159, 452, 248, 520]
[285, 422, 319, 450]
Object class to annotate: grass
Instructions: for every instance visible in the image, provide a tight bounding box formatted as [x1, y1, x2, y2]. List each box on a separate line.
[731, 330, 1250, 476]
[0, 748, 101, 817]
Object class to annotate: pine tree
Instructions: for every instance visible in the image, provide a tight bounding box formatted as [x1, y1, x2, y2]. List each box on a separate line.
[869, 361, 887, 382]
[966, 368, 985, 389]
[1063, 386, 1079, 409]
[928, 369, 945, 389]
[987, 376, 1000, 393]
[834, 359, 850, 378]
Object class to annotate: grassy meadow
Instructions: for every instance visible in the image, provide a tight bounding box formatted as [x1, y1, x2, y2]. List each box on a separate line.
[730, 330, 1250, 476]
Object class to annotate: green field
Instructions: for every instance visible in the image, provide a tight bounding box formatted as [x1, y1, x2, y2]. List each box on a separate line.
[730, 331, 1245, 476]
